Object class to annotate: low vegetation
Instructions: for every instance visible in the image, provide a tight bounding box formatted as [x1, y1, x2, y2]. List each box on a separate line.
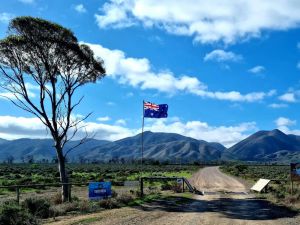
[0, 163, 198, 189]
[220, 164, 300, 206]
[0, 163, 198, 224]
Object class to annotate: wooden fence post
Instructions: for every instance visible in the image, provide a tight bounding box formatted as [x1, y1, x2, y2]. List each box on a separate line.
[16, 186, 20, 204]
[140, 178, 144, 197]
[68, 184, 72, 202]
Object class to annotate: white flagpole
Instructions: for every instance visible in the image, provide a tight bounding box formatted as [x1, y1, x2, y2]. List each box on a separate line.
[141, 100, 145, 171]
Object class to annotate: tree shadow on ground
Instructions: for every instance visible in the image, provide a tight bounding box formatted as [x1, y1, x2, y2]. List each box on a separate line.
[136, 195, 298, 221]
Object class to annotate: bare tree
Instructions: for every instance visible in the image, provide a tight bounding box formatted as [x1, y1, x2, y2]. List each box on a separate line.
[0, 17, 105, 201]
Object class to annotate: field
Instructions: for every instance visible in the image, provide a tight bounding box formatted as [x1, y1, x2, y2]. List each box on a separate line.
[220, 164, 300, 206]
[0, 163, 199, 224]
[2, 164, 300, 225]
[0, 164, 199, 201]
[0, 163, 198, 186]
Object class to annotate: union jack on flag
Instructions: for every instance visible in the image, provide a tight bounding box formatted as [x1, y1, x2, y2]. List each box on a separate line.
[144, 102, 160, 111]
[143, 101, 168, 118]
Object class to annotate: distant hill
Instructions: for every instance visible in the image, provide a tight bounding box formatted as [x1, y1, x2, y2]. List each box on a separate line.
[0, 131, 225, 163]
[2, 129, 300, 163]
[0, 138, 110, 162]
[222, 129, 300, 162]
[0, 138, 7, 144]
[84, 131, 226, 163]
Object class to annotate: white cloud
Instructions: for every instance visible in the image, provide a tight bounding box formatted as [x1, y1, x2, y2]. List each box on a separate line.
[84, 42, 274, 102]
[248, 65, 265, 74]
[0, 13, 14, 24]
[95, 2, 136, 29]
[18, 0, 34, 4]
[95, 0, 300, 44]
[115, 119, 127, 126]
[144, 119, 257, 147]
[274, 117, 299, 134]
[74, 4, 87, 13]
[268, 103, 288, 108]
[279, 92, 296, 102]
[148, 35, 164, 44]
[204, 49, 242, 62]
[80, 121, 134, 141]
[0, 115, 256, 147]
[192, 89, 276, 102]
[0, 116, 50, 139]
[97, 116, 111, 122]
[275, 117, 296, 127]
[106, 101, 116, 106]
[0, 115, 134, 141]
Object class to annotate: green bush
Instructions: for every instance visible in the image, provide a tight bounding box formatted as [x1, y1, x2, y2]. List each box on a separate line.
[50, 202, 79, 216]
[116, 193, 134, 205]
[0, 201, 39, 225]
[22, 197, 52, 219]
[161, 182, 172, 190]
[98, 198, 120, 209]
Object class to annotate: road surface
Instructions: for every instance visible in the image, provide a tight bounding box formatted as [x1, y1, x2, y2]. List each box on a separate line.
[189, 166, 247, 192]
[45, 167, 299, 225]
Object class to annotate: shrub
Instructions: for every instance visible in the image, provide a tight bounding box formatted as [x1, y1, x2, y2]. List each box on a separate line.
[116, 193, 134, 205]
[99, 198, 120, 209]
[161, 182, 172, 191]
[111, 189, 118, 198]
[170, 183, 182, 193]
[51, 192, 62, 205]
[161, 182, 182, 192]
[50, 202, 78, 216]
[78, 200, 89, 212]
[0, 201, 39, 225]
[22, 197, 51, 219]
[79, 200, 101, 213]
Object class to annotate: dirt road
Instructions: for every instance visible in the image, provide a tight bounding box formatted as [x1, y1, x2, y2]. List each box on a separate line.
[45, 167, 299, 225]
[189, 166, 247, 192]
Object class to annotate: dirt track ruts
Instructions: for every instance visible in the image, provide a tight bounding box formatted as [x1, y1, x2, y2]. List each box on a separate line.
[189, 166, 247, 192]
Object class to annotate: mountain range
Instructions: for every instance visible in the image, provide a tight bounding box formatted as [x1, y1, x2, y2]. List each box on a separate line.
[223, 129, 300, 163]
[0, 129, 300, 163]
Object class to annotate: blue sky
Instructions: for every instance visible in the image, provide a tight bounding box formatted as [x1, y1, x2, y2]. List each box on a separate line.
[0, 0, 300, 147]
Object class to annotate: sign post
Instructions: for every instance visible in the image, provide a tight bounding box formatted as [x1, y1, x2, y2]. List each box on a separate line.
[290, 163, 300, 194]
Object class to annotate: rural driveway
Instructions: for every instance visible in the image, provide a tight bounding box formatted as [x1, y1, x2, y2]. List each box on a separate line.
[45, 167, 300, 225]
[189, 166, 247, 193]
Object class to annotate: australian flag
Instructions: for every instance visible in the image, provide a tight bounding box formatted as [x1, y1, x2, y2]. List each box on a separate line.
[144, 101, 168, 118]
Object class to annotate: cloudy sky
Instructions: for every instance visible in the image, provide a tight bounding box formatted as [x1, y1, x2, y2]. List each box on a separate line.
[0, 0, 300, 147]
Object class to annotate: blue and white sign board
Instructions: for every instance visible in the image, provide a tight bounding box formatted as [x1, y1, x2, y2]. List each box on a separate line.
[89, 182, 112, 200]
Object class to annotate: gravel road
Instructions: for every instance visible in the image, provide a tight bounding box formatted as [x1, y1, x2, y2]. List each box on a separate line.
[189, 166, 247, 192]
[45, 167, 300, 225]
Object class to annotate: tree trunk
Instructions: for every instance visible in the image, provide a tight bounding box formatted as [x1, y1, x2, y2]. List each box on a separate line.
[56, 147, 69, 202]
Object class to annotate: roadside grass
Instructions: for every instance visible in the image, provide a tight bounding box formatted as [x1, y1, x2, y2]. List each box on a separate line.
[68, 192, 194, 225]
[0, 163, 199, 207]
[0, 163, 200, 224]
[220, 164, 300, 208]
[127, 170, 196, 180]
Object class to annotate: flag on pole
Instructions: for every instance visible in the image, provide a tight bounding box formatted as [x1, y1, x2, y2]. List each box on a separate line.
[144, 101, 168, 118]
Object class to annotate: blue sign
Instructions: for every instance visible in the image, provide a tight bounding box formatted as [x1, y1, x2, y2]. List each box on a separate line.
[89, 182, 112, 200]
